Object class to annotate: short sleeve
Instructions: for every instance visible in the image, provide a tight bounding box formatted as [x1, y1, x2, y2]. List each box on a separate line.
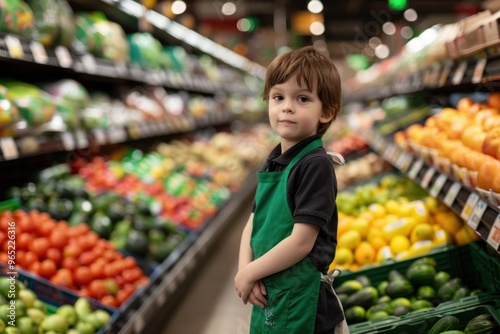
[289, 153, 337, 227]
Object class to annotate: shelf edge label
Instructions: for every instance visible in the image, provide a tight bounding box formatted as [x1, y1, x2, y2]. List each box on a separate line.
[430, 173, 447, 197]
[487, 214, 500, 251]
[461, 192, 479, 220]
[444, 181, 461, 206]
[467, 199, 487, 230]
[0, 137, 18, 160]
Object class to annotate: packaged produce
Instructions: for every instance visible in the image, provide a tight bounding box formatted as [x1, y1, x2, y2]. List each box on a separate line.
[0, 80, 56, 126]
[26, 0, 75, 47]
[44, 79, 89, 129]
[128, 32, 164, 69]
[0, 0, 35, 38]
[0, 84, 20, 127]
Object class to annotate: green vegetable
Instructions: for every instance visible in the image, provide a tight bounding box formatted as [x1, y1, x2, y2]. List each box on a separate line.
[438, 278, 462, 302]
[386, 279, 414, 299]
[56, 305, 77, 326]
[40, 314, 68, 333]
[410, 299, 433, 311]
[464, 319, 496, 334]
[388, 269, 405, 282]
[345, 287, 378, 309]
[406, 263, 436, 286]
[417, 285, 437, 301]
[355, 275, 371, 287]
[126, 230, 149, 257]
[433, 271, 452, 290]
[392, 305, 411, 316]
[428, 317, 461, 334]
[344, 306, 366, 324]
[74, 298, 92, 319]
[335, 280, 363, 295]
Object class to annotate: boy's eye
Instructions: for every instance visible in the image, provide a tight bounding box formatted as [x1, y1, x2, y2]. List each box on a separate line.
[273, 95, 283, 101]
[298, 97, 309, 103]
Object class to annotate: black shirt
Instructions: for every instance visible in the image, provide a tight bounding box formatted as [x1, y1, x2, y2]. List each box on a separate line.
[252, 134, 344, 332]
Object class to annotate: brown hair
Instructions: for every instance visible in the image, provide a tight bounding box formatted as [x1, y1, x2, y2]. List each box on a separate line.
[262, 46, 342, 135]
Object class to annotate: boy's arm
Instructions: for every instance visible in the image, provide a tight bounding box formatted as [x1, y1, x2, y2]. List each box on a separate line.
[235, 222, 319, 302]
[238, 213, 254, 270]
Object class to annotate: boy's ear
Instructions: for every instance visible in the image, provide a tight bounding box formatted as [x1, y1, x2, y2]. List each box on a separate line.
[320, 108, 335, 124]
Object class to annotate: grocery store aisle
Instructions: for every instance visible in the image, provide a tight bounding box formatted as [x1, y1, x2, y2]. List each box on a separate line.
[161, 200, 253, 334]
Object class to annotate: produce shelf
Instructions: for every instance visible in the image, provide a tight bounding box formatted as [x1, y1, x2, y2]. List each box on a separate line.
[106, 172, 257, 334]
[363, 130, 500, 255]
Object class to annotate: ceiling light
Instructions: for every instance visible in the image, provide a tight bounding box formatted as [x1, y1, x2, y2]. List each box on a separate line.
[237, 18, 251, 31]
[171, 1, 187, 15]
[368, 37, 381, 48]
[308, 0, 324, 14]
[375, 44, 390, 59]
[222, 2, 237, 16]
[382, 22, 396, 35]
[310, 21, 325, 35]
[404, 8, 418, 22]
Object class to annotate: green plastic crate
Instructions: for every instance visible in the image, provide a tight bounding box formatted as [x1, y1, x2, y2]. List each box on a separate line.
[0, 198, 20, 212]
[470, 241, 500, 293]
[368, 304, 500, 334]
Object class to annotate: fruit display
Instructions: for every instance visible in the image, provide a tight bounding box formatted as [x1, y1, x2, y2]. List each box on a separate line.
[337, 256, 483, 325]
[0, 209, 149, 308]
[327, 132, 369, 158]
[393, 93, 500, 207]
[0, 276, 110, 334]
[331, 174, 480, 272]
[335, 153, 392, 190]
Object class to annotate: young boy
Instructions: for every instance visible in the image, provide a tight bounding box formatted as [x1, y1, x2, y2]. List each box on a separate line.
[234, 46, 348, 333]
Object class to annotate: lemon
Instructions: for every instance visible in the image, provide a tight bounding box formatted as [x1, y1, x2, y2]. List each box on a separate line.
[370, 235, 388, 251]
[389, 235, 411, 255]
[350, 218, 370, 238]
[338, 230, 362, 250]
[408, 201, 430, 225]
[423, 196, 439, 214]
[410, 223, 435, 243]
[454, 225, 480, 245]
[335, 247, 354, 266]
[433, 211, 463, 235]
[376, 246, 393, 263]
[354, 241, 376, 266]
[384, 199, 401, 216]
[368, 203, 387, 219]
[433, 229, 454, 246]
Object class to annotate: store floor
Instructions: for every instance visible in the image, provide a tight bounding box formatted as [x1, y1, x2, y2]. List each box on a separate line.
[161, 200, 253, 334]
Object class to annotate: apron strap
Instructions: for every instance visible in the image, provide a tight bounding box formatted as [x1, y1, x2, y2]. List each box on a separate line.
[327, 151, 345, 166]
[285, 139, 324, 173]
[321, 269, 342, 293]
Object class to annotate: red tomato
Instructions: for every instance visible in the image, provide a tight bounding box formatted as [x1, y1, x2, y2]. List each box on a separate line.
[0, 252, 8, 264]
[74, 266, 93, 287]
[29, 237, 49, 259]
[49, 230, 68, 250]
[36, 220, 57, 237]
[17, 233, 35, 251]
[89, 280, 108, 299]
[79, 251, 97, 267]
[100, 295, 117, 308]
[89, 261, 105, 280]
[46, 248, 62, 266]
[28, 261, 42, 276]
[115, 289, 132, 306]
[51, 269, 74, 289]
[63, 244, 83, 259]
[15, 250, 26, 268]
[122, 268, 143, 284]
[122, 257, 138, 270]
[61, 257, 79, 271]
[40, 259, 57, 279]
[17, 216, 35, 234]
[24, 251, 39, 269]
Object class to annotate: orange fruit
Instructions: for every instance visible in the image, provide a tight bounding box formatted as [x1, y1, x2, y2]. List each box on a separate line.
[354, 241, 376, 266]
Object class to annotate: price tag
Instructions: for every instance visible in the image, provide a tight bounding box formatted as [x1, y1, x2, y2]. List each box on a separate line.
[408, 159, 424, 180]
[400, 153, 413, 173]
[472, 57, 487, 84]
[75, 130, 88, 149]
[452, 61, 468, 85]
[461, 192, 480, 220]
[0, 137, 18, 160]
[487, 214, 500, 250]
[55, 46, 72, 68]
[444, 181, 461, 206]
[30, 41, 48, 64]
[108, 127, 127, 144]
[439, 61, 453, 87]
[81, 54, 97, 74]
[421, 167, 436, 189]
[467, 199, 487, 230]
[92, 129, 107, 145]
[430, 173, 447, 197]
[60, 132, 75, 151]
[5, 35, 24, 59]
[128, 124, 141, 139]
[115, 62, 128, 77]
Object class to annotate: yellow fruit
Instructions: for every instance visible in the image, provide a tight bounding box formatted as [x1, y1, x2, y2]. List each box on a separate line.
[376, 246, 393, 263]
[384, 199, 401, 215]
[383, 217, 418, 240]
[338, 230, 362, 250]
[433, 211, 463, 235]
[410, 223, 435, 243]
[370, 236, 388, 251]
[433, 229, 454, 246]
[408, 201, 430, 225]
[335, 247, 354, 266]
[423, 196, 440, 214]
[337, 219, 350, 237]
[368, 203, 387, 219]
[354, 241, 376, 266]
[390, 235, 411, 254]
[349, 263, 360, 272]
[372, 218, 387, 230]
[396, 240, 434, 260]
[358, 212, 375, 223]
[454, 225, 481, 245]
[350, 218, 370, 238]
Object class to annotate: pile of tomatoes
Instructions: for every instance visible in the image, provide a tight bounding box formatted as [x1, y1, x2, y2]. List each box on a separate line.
[0, 209, 149, 308]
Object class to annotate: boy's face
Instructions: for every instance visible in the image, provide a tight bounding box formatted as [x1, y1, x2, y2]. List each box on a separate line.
[268, 75, 331, 151]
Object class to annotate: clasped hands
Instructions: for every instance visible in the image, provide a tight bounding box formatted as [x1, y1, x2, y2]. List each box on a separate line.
[234, 265, 268, 309]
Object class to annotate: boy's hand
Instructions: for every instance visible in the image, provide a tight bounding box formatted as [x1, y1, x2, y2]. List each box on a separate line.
[234, 266, 257, 305]
[247, 280, 267, 308]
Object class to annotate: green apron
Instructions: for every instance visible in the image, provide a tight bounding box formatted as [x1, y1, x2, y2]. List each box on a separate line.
[250, 139, 323, 334]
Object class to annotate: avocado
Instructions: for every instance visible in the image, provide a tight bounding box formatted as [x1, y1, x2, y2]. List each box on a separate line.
[89, 212, 113, 239]
[126, 230, 149, 257]
[26, 195, 47, 212]
[47, 197, 73, 220]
